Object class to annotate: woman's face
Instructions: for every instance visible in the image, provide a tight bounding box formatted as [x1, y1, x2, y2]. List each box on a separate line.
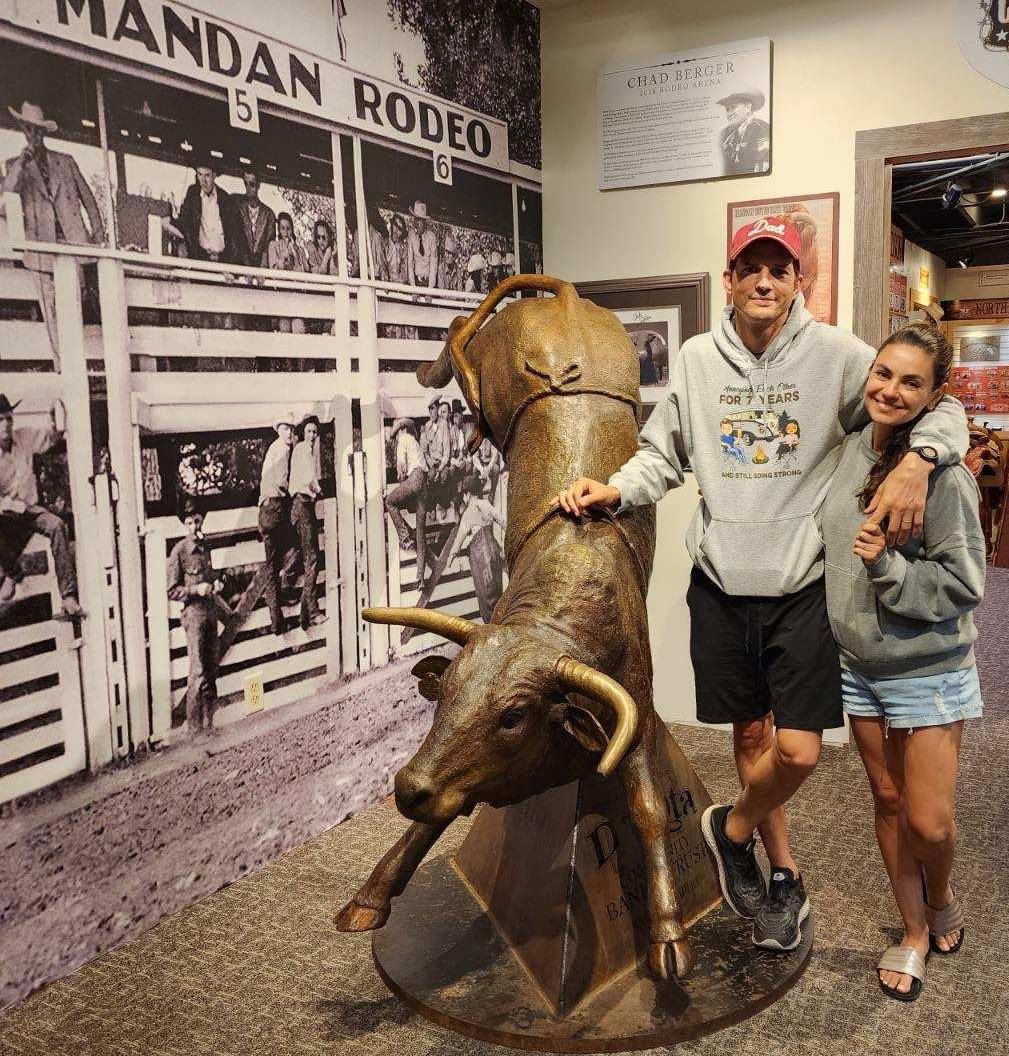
[315, 225, 330, 249]
[304, 421, 319, 445]
[864, 342, 941, 428]
[785, 421, 798, 435]
[438, 403, 449, 420]
[279, 217, 293, 239]
[391, 216, 407, 242]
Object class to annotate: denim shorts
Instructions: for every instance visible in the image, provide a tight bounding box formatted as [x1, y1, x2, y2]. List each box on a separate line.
[842, 666, 983, 730]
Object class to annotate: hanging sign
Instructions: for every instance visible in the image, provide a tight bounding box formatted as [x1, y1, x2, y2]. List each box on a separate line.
[4, 0, 510, 171]
[598, 37, 771, 190]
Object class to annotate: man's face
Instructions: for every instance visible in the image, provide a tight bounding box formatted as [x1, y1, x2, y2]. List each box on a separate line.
[243, 173, 260, 201]
[184, 513, 204, 538]
[724, 101, 752, 128]
[25, 125, 46, 153]
[723, 242, 802, 329]
[196, 167, 216, 194]
[277, 423, 295, 446]
[414, 216, 428, 235]
[0, 413, 12, 448]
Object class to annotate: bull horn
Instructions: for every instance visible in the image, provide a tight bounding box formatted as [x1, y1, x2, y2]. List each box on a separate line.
[556, 656, 638, 778]
[362, 606, 478, 646]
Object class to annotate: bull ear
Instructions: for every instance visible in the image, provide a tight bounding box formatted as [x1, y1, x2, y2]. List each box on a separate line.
[411, 655, 450, 702]
[556, 701, 610, 755]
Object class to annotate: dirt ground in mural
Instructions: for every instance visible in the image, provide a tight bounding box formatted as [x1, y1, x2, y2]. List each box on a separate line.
[0, 656, 443, 1011]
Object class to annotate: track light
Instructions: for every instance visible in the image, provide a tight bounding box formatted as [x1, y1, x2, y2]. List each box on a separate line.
[942, 183, 963, 210]
[957, 253, 974, 268]
[993, 187, 1007, 199]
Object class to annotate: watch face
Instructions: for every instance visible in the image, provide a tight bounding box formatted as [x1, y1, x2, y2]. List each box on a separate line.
[918, 446, 938, 460]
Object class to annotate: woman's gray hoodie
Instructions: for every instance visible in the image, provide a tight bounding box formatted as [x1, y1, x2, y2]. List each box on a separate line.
[608, 295, 968, 597]
[820, 424, 985, 677]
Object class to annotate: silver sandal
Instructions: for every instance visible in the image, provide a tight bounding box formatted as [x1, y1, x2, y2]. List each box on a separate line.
[927, 893, 965, 955]
[878, 945, 928, 1003]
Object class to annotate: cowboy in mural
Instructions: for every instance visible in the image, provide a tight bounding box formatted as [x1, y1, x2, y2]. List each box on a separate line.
[2, 101, 105, 364]
[0, 393, 83, 619]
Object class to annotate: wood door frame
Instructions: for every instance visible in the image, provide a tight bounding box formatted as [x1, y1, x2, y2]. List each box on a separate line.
[854, 112, 1009, 347]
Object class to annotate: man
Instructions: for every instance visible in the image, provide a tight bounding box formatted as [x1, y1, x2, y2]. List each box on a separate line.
[0, 394, 83, 619]
[717, 89, 771, 175]
[557, 216, 968, 953]
[258, 412, 297, 636]
[2, 101, 105, 363]
[385, 418, 429, 585]
[421, 396, 453, 521]
[289, 414, 326, 630]
[407, 201, 439, 289]
[236, 169, 276, 269]
[437, 234, 464, 291]
[166, 500, 225, 734]
[168, 157, 248, 265]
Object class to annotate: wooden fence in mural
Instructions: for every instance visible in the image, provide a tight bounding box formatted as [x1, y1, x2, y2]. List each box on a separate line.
[0, 239, 507, 803]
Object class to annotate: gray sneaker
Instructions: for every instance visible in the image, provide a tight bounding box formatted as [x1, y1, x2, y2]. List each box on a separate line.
[701, 804, 767, 919]
[751, 868, 810, 951]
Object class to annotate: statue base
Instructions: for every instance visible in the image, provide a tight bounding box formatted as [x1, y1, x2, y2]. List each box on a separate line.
[372, 854, 813, 1052]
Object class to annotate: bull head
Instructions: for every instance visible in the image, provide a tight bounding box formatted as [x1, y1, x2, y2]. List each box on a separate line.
[363, 607, 639, 821]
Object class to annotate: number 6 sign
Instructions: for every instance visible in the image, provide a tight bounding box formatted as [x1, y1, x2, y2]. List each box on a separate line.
[433, 150, 453, 186]
[228, 86, 260, 133]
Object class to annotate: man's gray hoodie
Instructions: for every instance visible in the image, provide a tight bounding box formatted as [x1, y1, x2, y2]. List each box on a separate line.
[608, 295, 969, 597]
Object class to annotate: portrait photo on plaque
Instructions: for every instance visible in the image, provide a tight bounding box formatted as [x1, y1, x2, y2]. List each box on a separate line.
[726, 192, 840, 325]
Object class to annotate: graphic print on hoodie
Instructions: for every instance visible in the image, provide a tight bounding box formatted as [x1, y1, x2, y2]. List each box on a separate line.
[608, 293, 968, 598]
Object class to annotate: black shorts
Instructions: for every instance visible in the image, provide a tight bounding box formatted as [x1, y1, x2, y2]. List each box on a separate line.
[687, 567, 843, 731]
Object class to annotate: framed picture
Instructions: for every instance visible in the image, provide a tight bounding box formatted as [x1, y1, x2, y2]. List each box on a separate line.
[575, 273, 709, 407]
[726, 192, 840, 324]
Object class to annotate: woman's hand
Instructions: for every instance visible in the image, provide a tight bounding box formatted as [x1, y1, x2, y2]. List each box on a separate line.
[853, 519, 887, 566]
[554, 478, 620, 518]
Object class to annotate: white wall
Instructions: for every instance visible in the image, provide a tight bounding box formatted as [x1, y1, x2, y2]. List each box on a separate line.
[540, 0, 1009, 328]
[945, 264, 1009, 301]
[903, 237, 946, 309]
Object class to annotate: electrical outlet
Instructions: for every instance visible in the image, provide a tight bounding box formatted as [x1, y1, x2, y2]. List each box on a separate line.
[244, 673, 265, 713]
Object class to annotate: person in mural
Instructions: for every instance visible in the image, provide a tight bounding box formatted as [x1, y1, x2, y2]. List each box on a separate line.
[437, 234, 464, 291]
[443, 474, 506, 623]
[290, 414, 326, 630]
[166, 499, 224, 735]
[716, 89, 771, 176]
[503, 252, 516, 279]
[168, 156, 248, 265]
[306, 219, 338, 275]
[268, 211, 308, 334]
[784, 205, 819, 310]
[556, 215, 968, 955]
[421, 396, 453, 520]
[464, 252, 486, 294]
[236, 169, 276, 269]
[366, 202, 389, 282]
[473, 433, 505, 499]
[0, 394, 82, 619]
[258, 412, 297, 636]
[448, 402, 470, 511]
[385, 417, 429, 585]
[2, 101, 105, 365]
[639, 333, 660, 386]
[407, 201, 439, 289]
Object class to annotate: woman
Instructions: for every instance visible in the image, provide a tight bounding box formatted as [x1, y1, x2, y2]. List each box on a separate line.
[306, 219, 338, 275]
[268, 212, 307, 334]
[820, 324, 985, 1002]
[289, 414, 325, 630]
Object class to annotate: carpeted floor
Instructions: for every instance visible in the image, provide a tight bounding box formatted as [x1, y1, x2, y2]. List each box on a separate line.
[2, 572, 1008, 1056]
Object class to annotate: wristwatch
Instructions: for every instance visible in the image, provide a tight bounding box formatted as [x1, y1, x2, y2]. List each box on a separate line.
[911, 445, 939, 465]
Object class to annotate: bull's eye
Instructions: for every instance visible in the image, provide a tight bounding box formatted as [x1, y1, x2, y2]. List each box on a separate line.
[500, 706, 526, 730]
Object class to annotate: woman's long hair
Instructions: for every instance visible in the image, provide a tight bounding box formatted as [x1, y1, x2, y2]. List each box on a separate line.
[858, 323, 953, 510]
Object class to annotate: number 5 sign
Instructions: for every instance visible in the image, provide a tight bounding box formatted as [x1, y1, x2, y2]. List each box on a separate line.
[228, 86, 260, 133]
[433, 150, 453, 186]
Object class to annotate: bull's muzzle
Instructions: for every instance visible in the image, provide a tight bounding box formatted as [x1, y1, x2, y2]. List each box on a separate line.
[394, 767, 437, 818]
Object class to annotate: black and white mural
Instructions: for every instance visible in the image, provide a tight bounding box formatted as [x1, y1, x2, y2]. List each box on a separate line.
[0, 0, 540, 1010]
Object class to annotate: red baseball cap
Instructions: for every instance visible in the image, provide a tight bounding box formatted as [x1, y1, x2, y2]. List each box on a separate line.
[729, 216, 802, 267]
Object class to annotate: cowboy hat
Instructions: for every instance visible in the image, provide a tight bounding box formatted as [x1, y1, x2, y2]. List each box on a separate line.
[0, 393, 22, 416]
[716, 89, 765, 111]
[274, 411, 297, 430]
[466, 253, 486, 273]
[409, 201, 428, 219]
[9, 101, 57, 133]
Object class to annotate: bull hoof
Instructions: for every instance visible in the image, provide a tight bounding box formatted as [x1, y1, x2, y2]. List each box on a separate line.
[335, 897, 389, 932]
[648, 938, 694, 980]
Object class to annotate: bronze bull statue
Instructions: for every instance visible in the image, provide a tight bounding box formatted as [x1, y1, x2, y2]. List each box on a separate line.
[336, 275, 693, 979]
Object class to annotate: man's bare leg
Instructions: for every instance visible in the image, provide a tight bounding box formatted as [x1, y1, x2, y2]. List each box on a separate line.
[724, 727, 822, 849]
[732, 717, 799, 874]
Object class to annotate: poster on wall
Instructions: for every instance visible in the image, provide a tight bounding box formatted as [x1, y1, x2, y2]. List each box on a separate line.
[615, 306, 681, 398]
[598, 37, 771, 190]
[726, 192, 839, 324]
[0, 0, 541, 1015]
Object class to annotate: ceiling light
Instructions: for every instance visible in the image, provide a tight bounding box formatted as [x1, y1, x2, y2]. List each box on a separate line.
[210, 149, 223, 159]
[993, 187, 1007, 199]
[239, 156, 251, 165]
[942, 182, 963, 209]
[147, 135, 162, 145]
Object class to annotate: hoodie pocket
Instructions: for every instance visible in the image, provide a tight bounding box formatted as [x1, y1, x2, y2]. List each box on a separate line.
[824, 565, 884, 659]
[693, 513, 826, 596]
